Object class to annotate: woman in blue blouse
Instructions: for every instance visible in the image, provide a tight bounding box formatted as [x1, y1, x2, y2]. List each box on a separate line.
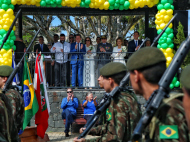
[82, 92, 98, 121]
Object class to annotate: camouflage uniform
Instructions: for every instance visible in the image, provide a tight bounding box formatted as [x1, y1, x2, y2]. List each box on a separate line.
[87, 90, 141, 142]
[0, 92, 19, 142]
[147, 92, 190, 142]
[6, 87, 24, 133]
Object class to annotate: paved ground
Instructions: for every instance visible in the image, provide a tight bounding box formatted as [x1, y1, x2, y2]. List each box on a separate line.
[47, 132, 100, 142]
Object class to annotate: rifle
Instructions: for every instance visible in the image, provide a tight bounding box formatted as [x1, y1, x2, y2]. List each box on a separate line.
[3, 28, 41, 91]
[151, 13, 177, 47]
[132, 35, 190, 141]
[0, 9, 22, 50]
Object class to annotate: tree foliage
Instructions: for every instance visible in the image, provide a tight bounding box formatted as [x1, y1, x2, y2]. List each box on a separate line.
[174, 21, 189, 68]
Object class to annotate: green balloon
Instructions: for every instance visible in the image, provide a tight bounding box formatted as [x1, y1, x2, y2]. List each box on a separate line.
[170, 5, 174, 10]
[119, 5, 124, 10]
[11, 35, 16, 41]
[46, 0, 50, 4]
[124, 1, 130, 8]
[163, 37, 167, 42]
[85, 0, 91, 5]
[46, 4, 51, 7]
[10, 31, 15, 36]
[114, 3, 119, 9]
[12, 45, 16, 51]
[174, 81, 180, 87]
[168, 0, 173, 4]
[80, 1, 85, 7]
[0, 29, 6, 36]
[9, 40, 14, 46]
[2, 4, 9, 10]
[109, 5, 114, 10]
[56, 0, 62, 4]
[170, 83, 174, 89]
[171, 29, 174, 33]
[115, 0, 119, 4]
[0, 40, 2, 45]
[160, 0, 167, 4]
[162, 43, 168, 49]
[172, 77, 177, 84]
[157, 44, 161, 49]
[166, 38, 172, 44]
[3, 45, 9, 50]
[168, 43, 174, 49]
[109, 0, 115, 5]
[163, 33, 168, 37]
[165, 27, 171, 34]
[51, 4, 56, 7]
[40, 1, 46, 6]
[157, 4, 164, 11]
[50, 1, 54, 5]
[85, 4, 89, 8]
[119, 0, 125, 5]
[9, 4, 14, 10]
[168, 33, 174, 39]
[57, 5, 62, 7]
[160, 40, 165, 44]
[164, 3, 171, 10]
[157, 29, 162, 35]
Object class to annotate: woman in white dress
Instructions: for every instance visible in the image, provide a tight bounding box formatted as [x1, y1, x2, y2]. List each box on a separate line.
[111, 37, 127, 65]
[83, 37, 96, 87]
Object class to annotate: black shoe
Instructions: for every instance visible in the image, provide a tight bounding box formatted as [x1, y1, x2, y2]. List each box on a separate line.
[65, 132, 69, 137]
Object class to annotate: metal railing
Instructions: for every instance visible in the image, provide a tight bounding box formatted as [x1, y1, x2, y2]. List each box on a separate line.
[15, 51, 133, 89]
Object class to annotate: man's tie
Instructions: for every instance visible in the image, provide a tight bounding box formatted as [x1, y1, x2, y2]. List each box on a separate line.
[78, 43, 80, 52]
[135, 41, 138, 47]
[40, 44, 43, 51]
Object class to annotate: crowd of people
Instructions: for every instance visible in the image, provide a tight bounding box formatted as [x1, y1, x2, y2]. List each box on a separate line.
[30, 31, 152, 88]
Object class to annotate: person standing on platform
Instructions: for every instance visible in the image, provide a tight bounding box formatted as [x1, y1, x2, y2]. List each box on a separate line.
[127, 47, 190, 141]
[97, 35, 113, 78]
[34, 36, 50, 55]
[70, 34, 86, 87]
[61, 88, 78, 137]
[128, 31, 142, 56]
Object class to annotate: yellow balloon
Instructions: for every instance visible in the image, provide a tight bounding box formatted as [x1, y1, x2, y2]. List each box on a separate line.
[6, 9, 14, 15]
[0, 25, 2, 30]
[148, 2, 154, 8]
[89, 3, 95, 8]
[11, 0, 17, 5]
[13, 26, 16, 31]
[61, 1, 66, 6]
[3, 14, 9, 19]
[167, 57, 172, 63]
[160, 9, 166, 15]
[167, 9, 173, 16]
[3, 25, 9, 31]
[65, 0, 70, 4]
[169, 23, 173, 28]
[165, 48, 173, 53]
[76, 0, 81, 4]
[31, 0, 36, 5]
[35, 0, 41, 2]
[20, 0, 26, 4]
[153, 0, 159, 4]
[104, 1, 109, 9]
[164, 15, 170, 23]
[71, 4, 76, 8]
[1, 49, 6, 54]
[166, 62, 170, 67]
[129, 4, 134, 9]
[160, 23, 166, 30]
[156, 25, 160, 30]
[0, 9, 5, 16]
[36, 2, 40, 6]
[99, 4, 104, 10]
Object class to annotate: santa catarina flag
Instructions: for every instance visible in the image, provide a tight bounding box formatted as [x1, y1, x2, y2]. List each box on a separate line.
[34, 53, 50, 138]
[22, 55, 39, 130]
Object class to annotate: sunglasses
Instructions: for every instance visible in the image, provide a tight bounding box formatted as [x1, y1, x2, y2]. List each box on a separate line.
[67, 91, 72, 93]
[69, 37, 74, 39]
[86, 40, 90, 41]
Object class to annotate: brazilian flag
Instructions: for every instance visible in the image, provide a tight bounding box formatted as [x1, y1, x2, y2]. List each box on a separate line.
[159, 125, 179, 139]
[22, 56, 39, 130]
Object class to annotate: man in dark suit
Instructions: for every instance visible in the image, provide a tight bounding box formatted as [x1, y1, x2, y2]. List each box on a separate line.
[128, 31, 143, 56]
[70, 34, 86, 87]
[34, 36, 50, 55]
[97, 35, 113, 77]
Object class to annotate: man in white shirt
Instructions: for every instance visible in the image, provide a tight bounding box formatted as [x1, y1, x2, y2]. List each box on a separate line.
[51, 34, 70, 87]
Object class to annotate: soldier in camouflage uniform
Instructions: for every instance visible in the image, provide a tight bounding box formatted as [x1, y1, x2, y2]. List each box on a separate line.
[127, 47, 190, 141]
[0, 65, 24, 141]
[74, 62, 141, 142]
[180, 65, 190, 131]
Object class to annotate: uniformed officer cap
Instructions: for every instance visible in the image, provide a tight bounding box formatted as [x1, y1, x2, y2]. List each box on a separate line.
[101, 35, 107, 39]
[100, 62, 127, 77]
[127, 47, 166, 71]
[0, 65, 13, 77]
[180, 65, 190, 89]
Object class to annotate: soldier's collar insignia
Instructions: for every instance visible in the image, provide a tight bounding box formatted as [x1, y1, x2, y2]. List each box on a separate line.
[106, 108, 112, 121]
[159, 125, 179, 139]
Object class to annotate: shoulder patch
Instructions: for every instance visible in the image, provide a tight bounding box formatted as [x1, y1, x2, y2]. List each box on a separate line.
[106, 108, 112, 121]
[159, 125, 179, 139]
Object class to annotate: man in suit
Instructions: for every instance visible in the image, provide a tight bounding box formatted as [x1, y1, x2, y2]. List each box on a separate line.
[128, 31, 143, 56]
[70, 34, 86, 87]
[34, 36, 50, 55]
[97, 35, 113, 78]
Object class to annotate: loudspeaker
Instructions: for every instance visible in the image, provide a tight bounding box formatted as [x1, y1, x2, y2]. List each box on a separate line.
[173, 10, 188, 37]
